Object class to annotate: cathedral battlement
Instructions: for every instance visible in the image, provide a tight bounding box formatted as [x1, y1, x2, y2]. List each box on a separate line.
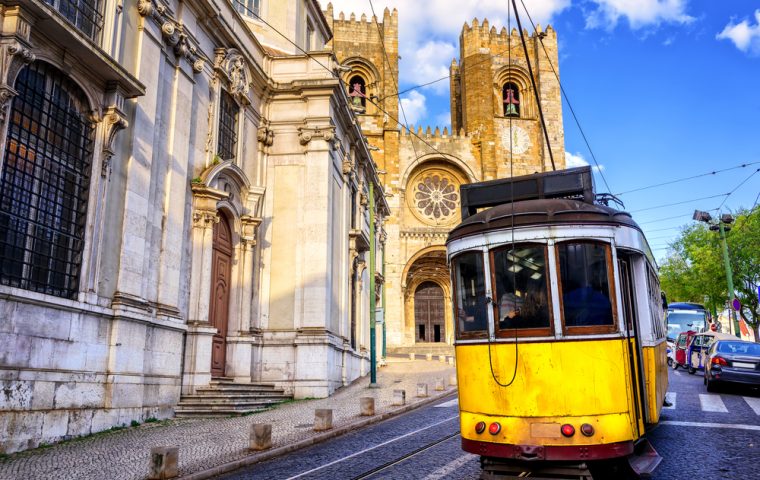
[459, 17, 556, 55]
[323, 2, 398, 30]
[401, 125, 469, 142]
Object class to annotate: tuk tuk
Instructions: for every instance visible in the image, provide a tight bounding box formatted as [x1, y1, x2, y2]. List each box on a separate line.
[672, 331, 696, 371]
[685, 331, 736, 374]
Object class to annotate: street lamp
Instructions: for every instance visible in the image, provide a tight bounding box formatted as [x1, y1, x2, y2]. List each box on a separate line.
[693, 210, 740, 338]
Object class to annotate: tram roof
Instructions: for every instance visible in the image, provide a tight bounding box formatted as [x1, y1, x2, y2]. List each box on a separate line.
[447, 198, 641, 243]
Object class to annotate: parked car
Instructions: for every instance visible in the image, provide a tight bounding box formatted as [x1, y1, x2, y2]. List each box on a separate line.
[685, 331, 735, 374]
[704, 340, 760, 392]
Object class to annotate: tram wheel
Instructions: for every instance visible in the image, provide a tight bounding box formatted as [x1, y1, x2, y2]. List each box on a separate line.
[588, 459, 639, 480]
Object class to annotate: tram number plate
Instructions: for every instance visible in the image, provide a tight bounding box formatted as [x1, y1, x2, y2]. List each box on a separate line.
[530, 423, 561, 438]
[734, 362, 755, 369]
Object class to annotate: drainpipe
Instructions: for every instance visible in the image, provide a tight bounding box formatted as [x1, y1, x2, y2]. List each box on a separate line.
[369, 181, 377, 386]
[382, 243, 386, 359]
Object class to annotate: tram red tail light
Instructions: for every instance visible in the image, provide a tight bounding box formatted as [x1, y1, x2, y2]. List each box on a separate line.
[560, 424, 575, 437]
[580, 423, 594, 436]
[711, 356, 728, 366]
[475, 421, 486, 434]
[488, 422, 501, 435]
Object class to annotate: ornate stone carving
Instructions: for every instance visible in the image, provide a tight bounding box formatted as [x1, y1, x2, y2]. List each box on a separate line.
[257, 125, 274, 146]
[100, 106, 129, 177]
[240, 215, 262, 248]
[192, 209, 219, 228]
[0, 40, 35, 124]
[215, 49, 251, 101]
[137, 0, 204, 74]
[298, 124, 338, 147]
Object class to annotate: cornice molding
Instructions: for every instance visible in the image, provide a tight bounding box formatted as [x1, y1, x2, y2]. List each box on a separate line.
[137, 0, 205, 74]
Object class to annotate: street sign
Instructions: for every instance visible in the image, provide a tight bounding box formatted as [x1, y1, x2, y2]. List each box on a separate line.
[732, 298, 741, 311]
[757, 286, 760, 304]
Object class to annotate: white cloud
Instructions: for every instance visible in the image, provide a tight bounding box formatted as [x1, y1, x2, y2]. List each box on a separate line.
[585, 0, 694, 30]
[565, 151, 604, 171]
[400, 91, 427, 126]
[716, 10, 760, 56]
[402, 41, 456, 95]
[435, 111, 452, 129]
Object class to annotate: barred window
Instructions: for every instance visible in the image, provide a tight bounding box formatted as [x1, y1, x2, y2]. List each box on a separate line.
[0, 61, 94, 299]
[217, 90, 239, 161]
[45, 0, 104, 42]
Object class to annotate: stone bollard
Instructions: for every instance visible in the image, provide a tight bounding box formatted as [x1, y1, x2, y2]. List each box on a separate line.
[449, 374, 458, 387]
[314, 409, 333, 431]
[417, 383, 429, 398]
[149, 447, 178, 480]
[448, 356, 455, 366]
[435, 378, 445, 391]
[249, 424, 272, 451]
[426, 353, 433, 361]
[393, 389, 406, 406]
[360, 397, 375, 416]
[409, 352, 415, 361]
[438, 355, 446, 363]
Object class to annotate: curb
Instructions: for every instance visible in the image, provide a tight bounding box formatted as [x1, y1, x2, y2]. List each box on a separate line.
[180, 389, 458, 480]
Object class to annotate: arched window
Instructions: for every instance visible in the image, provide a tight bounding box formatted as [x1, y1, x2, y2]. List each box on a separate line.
[348, 75, 366, 109]
[502, 82, 520, 117]
[0, 61, 95, 298]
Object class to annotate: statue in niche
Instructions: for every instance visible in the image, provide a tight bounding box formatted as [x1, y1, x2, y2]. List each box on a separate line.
[349, 82, 366, 112]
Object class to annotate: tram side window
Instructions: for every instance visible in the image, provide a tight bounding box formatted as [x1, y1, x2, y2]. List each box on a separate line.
[558, 242, 615, 329]
[492, 244, 551, 334]
[453, 251, 488, 337]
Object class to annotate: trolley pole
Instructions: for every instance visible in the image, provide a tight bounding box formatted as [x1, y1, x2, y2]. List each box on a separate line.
[369, 182, 377, 386]
[718, 222, 740, 338]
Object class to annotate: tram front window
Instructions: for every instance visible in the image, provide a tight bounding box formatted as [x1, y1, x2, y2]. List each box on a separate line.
[558, 242, 615, 329]
[453, 251, 488, 337]
[493, 244, 551, 334]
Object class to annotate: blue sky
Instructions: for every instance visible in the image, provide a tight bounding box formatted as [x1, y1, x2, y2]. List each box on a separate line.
[321, 1, 760, 261]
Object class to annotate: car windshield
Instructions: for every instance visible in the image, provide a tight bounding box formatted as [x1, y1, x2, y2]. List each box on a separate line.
[716, 341, 760, 356]
[667, 311, 707, 341]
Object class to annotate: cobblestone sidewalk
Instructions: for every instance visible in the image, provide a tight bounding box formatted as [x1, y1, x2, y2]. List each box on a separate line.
[0, 359, 456, 480]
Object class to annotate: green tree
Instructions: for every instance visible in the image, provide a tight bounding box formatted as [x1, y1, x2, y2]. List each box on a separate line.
[727, 208, 760, 338]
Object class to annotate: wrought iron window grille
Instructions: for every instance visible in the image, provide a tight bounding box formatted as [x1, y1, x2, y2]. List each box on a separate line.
[45, 0, 104, 43]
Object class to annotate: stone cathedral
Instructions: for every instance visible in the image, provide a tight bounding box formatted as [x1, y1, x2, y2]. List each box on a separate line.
[324, 4, 566, 349]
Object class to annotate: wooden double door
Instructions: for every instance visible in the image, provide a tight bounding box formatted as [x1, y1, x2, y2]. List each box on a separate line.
[414, 282, 445, 343]
[210, 215, 232, 377]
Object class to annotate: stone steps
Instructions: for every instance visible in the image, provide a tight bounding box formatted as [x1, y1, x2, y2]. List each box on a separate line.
[175, 381, 292, 418]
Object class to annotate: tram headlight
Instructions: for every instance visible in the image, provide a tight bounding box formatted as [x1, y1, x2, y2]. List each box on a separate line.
[475, 421, 486, 434]
[488, 422, 501, 435]
[560, 424, 575, 437]
[580, 423, 594, 436]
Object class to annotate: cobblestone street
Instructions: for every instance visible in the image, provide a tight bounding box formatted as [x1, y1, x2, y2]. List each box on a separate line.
[0, 360, 455, 480]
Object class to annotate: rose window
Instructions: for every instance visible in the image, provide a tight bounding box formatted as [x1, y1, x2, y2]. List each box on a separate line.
[413, 173, 459, 222]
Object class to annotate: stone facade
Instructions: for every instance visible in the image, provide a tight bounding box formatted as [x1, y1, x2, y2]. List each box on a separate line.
[0, 0, 386, 453]
[325, 6, 566, 348]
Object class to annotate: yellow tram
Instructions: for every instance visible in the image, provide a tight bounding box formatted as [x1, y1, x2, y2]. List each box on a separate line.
[447, 167, 668, 478]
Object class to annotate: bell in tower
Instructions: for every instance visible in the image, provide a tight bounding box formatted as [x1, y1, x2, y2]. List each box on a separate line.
[503, 83, 520, 117]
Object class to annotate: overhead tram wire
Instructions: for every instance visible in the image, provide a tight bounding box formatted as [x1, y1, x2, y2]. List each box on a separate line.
[716, 167, 760, 210]
[234, 2, 472, 172]
[367, 0, 419, 162]
[511, 0, 555, 171]
[517, 0, 610, 192]
[615, 161, 760, 196]
[630, 193, 729, 213]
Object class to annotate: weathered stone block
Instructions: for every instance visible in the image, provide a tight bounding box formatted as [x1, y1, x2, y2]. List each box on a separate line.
[314, 409, 333, 431]
[435, 378, 445, 391]
[392, 389, 406, 406]
[449, 374, 458, 387]
[360, 397, 375, 416]
[408, 352, 415, 360]
[438, 355, 446, 363]
[249, 423, 272, 451]
[0, 380, 33, 410]
[42, 410, 69, 439]
[425, 353, 433, 361]
[149, 446, 179, 479]
[416, 383, 428, 398]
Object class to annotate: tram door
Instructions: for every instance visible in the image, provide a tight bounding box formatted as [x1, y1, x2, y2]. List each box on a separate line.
[414, 282, 445, 342]
[619, 254, 647, 433]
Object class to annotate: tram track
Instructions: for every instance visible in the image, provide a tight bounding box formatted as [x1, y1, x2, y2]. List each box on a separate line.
[350, 432, 461, 480]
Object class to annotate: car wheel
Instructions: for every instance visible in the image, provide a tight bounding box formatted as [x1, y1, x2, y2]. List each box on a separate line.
[672, 362, 678, 370]
[703, 375, 707, 386]
[688, 366, 696, 374]
[667, 358, 673, 367]
[706, 378, 717, 393]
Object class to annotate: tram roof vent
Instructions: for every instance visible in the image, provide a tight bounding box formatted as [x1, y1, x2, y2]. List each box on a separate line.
[459, 166, 595, 220]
